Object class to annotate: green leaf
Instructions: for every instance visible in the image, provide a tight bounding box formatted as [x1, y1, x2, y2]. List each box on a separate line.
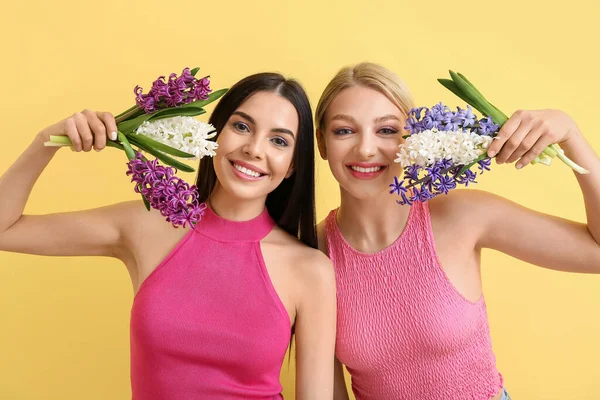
[183, 88, 228, 109]
[449, 71, 508, 126]
[117, 132, 136, 160]
[117, 113, 154, 135]
[148, 106, 206, 121]
[127, 133, 196, 158]
[456, 73, 486, 99]
[438, 79, 473, 106]
[129, 138, 196, 173]
[455, 72, 506, 121]
[114, 104, 138, 120]
[190, 67, 200, 76]
[142, 196, 151, 210]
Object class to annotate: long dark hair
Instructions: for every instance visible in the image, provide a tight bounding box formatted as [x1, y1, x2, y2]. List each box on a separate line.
[195, 73, 317, 249]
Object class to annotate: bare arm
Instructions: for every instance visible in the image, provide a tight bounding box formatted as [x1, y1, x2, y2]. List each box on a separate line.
[295, 249, 337, 400]
[0, 110, 131, 259]
[463, 190, 600, 273]
[317, 220, 350, 399]
[470, 110, 600, 271]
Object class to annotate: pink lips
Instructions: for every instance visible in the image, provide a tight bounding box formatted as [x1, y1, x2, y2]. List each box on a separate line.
[346, 162, 387, 180]
[230, 160, 267, 181]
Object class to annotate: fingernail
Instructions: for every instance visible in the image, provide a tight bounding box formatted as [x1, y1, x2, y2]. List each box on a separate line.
[110, 131, 117, 141]
[516, 163, 523, 170]
[487, 150, 496, 157]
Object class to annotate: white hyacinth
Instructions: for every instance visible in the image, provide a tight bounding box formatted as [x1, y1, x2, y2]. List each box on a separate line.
[135, 116, 218, 159]
[395, 128, 493, 168]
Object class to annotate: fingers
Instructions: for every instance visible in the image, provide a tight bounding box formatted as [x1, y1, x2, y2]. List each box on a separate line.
[82, 109, 106, 151]
[517, 135, 554, 169]
[73, 112, 94, 152]
[97, 111, 118, 141]
[65, 110, 117, 152]
[64, 117, 82, 152]
[504, 124, 542, 164]
[486, 111, 523, 158]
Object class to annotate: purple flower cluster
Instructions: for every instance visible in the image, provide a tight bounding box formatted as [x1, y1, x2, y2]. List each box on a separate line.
[390, 103, 498, 206]
[134, 67, 212, 113]
[126, 153, 206, 228]
[405, 103, 499, 136]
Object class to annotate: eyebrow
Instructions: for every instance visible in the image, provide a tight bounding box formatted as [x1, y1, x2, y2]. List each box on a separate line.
[331, 114, 357, 124]
[331, 114, 400, 124]
[232, 111, 296, 138]
[374, 114, 400, 124]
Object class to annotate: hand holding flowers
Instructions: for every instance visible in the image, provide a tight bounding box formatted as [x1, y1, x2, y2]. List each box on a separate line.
[390, 71, 590, 205]
[41, 67, 227, 227]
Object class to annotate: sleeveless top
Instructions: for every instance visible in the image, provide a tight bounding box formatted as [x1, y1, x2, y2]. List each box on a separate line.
[325, 201, 503, 399]
[130, 206, 290, 399]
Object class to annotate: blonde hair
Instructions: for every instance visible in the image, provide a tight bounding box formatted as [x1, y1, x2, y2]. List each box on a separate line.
[315, 62, 415, 132]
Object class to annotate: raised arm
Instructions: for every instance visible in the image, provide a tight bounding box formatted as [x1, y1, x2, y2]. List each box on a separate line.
[0, 110, 132, 259]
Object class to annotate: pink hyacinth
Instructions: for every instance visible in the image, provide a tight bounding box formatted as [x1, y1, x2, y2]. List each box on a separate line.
[126, 153, 206, 228]
[134, 67, 212, 114]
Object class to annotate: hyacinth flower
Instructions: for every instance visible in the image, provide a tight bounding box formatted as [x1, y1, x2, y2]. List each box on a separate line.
[43, 67, 227, 173]
[126, 153, 207, 228]
[390, 103, 497, 205]
[42, 67, 227, 221]
[438, 71, 589, 174]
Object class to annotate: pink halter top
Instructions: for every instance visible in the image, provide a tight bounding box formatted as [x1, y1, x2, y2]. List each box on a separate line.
[130, 206, 290, 399]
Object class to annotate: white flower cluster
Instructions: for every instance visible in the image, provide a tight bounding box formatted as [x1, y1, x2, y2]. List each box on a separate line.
[135, 116, 218, 159]
[395, 128, 493, 168]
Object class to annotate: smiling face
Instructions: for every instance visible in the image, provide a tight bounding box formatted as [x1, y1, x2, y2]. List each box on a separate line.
[318, 85, 407, 200]
[212, 90, 299, 203]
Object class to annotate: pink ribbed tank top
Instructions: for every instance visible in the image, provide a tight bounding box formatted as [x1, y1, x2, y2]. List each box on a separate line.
[325, 201, 503, 400]
[130, 205, 290, 399]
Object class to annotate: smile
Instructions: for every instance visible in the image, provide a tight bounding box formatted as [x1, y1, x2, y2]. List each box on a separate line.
[349, 166, 384, 173]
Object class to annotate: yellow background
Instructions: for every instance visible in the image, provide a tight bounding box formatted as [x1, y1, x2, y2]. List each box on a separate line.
[1, 0, 599, 398]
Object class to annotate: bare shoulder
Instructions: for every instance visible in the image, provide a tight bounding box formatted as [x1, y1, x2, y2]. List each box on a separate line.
[115, 200, 190, 259]
[428, 189, 523, 247]
[265, 227, 335, 289]
[428, 188, 509, 222]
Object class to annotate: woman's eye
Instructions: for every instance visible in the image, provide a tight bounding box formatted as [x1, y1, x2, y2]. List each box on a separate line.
[333, 128, 353, 136]
[379, 127, 399, 135]
[233, 121, 250, 132]
[271, 137, 289, 147]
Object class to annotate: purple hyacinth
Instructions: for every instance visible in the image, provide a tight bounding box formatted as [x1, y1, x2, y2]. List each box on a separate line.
[478, 117, 500, 136]
[134, 67, 213, 114]
[126, 153, 206, 228]
[404, 103, 502, 137]
[394, 101, 500, 205]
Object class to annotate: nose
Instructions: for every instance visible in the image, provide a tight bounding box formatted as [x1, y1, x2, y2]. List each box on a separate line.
[242, 134, 266, 160]
[354, 132, 376, 159]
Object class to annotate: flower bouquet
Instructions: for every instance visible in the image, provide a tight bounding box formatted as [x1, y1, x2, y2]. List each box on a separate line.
[44, 67, 227, 227]
[390, 71, 589, 205]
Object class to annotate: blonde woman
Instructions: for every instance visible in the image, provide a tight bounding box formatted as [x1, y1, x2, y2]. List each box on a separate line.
[315, 62, 600, 400]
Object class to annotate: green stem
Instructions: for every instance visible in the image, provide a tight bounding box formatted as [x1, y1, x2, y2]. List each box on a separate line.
[551, 144, 590, 174]
[117, 132, 136, 160]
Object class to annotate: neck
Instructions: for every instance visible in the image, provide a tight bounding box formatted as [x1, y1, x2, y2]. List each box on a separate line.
[208, 183, 267, 221]
[337, 186, 411, 253]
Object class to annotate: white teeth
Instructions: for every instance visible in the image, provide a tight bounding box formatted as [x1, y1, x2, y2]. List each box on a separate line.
[233, 163, 261, 178]
[350, 166, 383, 173]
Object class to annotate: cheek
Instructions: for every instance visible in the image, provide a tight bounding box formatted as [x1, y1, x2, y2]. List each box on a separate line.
[269, 151, 294, 175]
